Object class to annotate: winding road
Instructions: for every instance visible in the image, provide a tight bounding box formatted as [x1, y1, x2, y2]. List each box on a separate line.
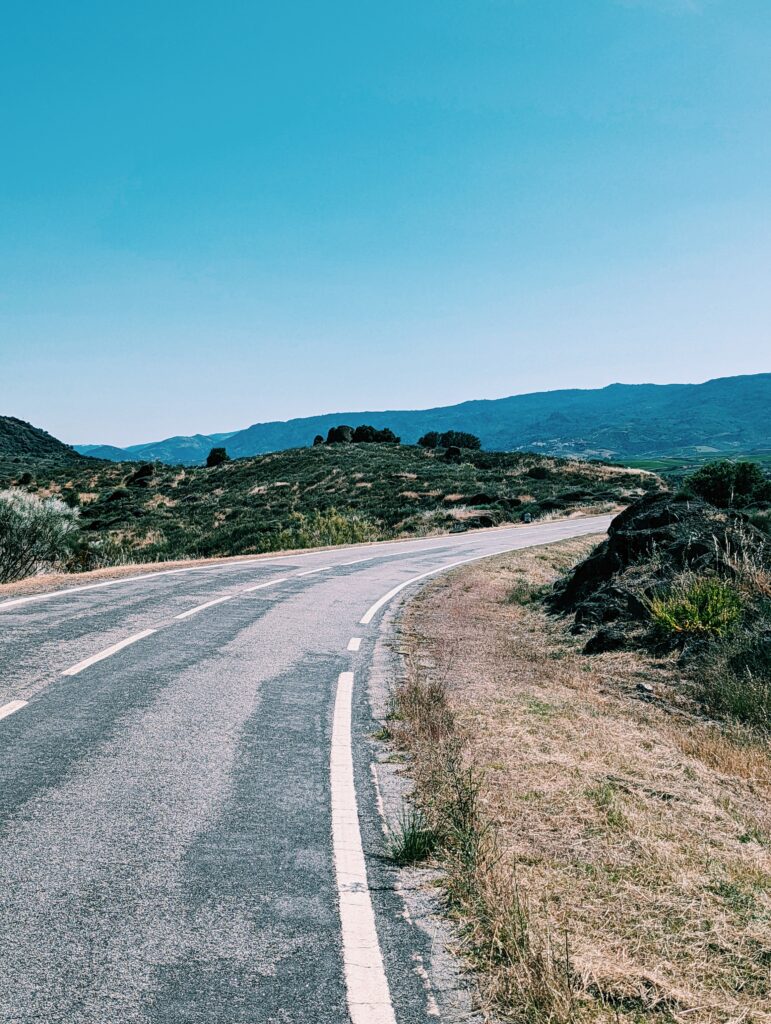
[0, 515, 610, 1024]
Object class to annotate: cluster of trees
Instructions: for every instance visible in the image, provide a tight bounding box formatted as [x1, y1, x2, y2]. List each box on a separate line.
[314, 425, 400, 445]
[417, 430, 481, 450]
[685, 460, 771, 509]
[206, 447, 230, 467]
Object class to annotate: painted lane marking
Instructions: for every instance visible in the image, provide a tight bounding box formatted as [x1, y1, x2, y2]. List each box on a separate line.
[0, 700, 28, 722]
[357, 520, 610, 626]
[347, 637, 362, 652]
[0, 516, 614, 613]
[175, 595, 233, 620]
[359, 557, 480, 625]
[0, 562, 282, 612]
[331, 672, 396, 1024]
[61, 629, 157, 677]
[297, 566, 332, 577]
[242, 576, 289, 593]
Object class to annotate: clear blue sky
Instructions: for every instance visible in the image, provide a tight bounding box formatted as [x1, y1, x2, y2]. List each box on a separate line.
[1, 0, 769, 446]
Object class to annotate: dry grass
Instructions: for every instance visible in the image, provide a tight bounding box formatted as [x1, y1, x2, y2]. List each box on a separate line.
[395, 536, 771, 1023]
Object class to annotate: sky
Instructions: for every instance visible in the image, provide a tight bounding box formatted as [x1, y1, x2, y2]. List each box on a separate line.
[1, 0, 770, 447]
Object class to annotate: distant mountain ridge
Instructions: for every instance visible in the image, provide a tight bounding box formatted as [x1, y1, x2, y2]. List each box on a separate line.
[73, 373, 771, 466]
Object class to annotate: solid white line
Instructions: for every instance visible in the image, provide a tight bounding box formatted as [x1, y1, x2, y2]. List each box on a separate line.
[347, 637, 362, 652]
[358, 516, 613, 625]
[61, 629, 157, 676]
[242, 576, 289, 593]
[359, 557, 479, 625]
[331, 671, 396, 1024]
[297, 566, 332, 577]
[174, 595, 233, 620]
[0, 700, 28, 722]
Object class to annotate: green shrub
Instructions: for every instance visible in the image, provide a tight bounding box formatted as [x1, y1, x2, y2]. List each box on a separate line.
[686, 460, 771, 509]
[649, 577, 744, 637]
[696, 632, 771, 730]
[271, 508, 383, 549]
[0, 488, 80, 583]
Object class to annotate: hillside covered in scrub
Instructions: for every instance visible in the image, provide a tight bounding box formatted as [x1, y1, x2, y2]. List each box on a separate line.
[0, 416, 82, 461]
[0, 442, 660, 568]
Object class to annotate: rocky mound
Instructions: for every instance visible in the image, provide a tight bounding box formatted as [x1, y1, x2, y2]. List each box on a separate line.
[549, 493, 770, 652]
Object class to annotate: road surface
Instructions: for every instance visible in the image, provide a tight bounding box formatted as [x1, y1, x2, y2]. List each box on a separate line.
[0, 516, 610, 1024]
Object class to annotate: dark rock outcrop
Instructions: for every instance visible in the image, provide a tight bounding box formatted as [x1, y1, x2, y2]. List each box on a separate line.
[549, 493, 769, 650]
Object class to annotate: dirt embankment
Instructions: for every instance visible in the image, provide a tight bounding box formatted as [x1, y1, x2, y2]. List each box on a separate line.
[391, 536, 771, 1024]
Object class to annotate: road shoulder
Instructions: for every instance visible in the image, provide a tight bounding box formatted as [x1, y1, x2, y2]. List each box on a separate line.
[377, 536, 771, 1023]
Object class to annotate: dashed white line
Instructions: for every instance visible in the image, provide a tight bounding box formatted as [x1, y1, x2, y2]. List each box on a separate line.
[242, 576, 289, 593]
[340, 557, 371, 566]
[347, 637, 362, 652]
[61, 629, 158, 676]
[0, 700, 28, 722]
[331, 671, 396, 1024]
[297, 566, 332, 577]
[175, 595, 233, 620]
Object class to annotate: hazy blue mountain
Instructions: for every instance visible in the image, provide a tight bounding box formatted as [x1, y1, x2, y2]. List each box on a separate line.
[74, 373, 771, 466]
[76, 444, 135, 461]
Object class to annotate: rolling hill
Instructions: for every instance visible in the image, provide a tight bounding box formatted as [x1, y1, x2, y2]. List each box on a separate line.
[1, 441, 661, 564]
[74, 373, 771, 466]
[0, 416, 83, 462]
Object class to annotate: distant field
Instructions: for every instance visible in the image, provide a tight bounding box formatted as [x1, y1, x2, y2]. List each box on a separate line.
[619, 450, 771, 479]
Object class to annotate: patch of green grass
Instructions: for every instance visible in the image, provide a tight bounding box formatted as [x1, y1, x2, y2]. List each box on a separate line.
[388, 807, 439, 865]
[649, 578, 744, 637]
[586, 781, 629, 830]
[506, 581, 551, 605]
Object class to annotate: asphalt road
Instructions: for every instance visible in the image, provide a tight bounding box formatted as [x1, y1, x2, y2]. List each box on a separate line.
[0, 516, 610, 1024]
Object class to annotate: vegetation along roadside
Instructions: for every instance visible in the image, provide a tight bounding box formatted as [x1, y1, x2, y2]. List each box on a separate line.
[386, 513, 770, 1022]
[0, 414, 661, 582]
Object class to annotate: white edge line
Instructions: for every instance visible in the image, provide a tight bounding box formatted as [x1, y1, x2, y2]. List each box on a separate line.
[174, 595, 233, 620]
[358, 516, 612, 626]
[331, 671, 396, 1024]
[0, 515, 613, 612]
[0, 700, 28, 722]
[359, 557, 478, 625]
[61, 629, 157, 677]
[347, 637, 362, 652]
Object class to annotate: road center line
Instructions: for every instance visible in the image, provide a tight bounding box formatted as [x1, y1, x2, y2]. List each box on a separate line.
[331, 671, 396, 1024]
[61, 629, 158, 677]
[175, 595, 233, 620]
[0, 700, 28, 722]
[242, 576, 289, 593]
[347, 637, 362, 652]
[297, 566, 332, 577]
